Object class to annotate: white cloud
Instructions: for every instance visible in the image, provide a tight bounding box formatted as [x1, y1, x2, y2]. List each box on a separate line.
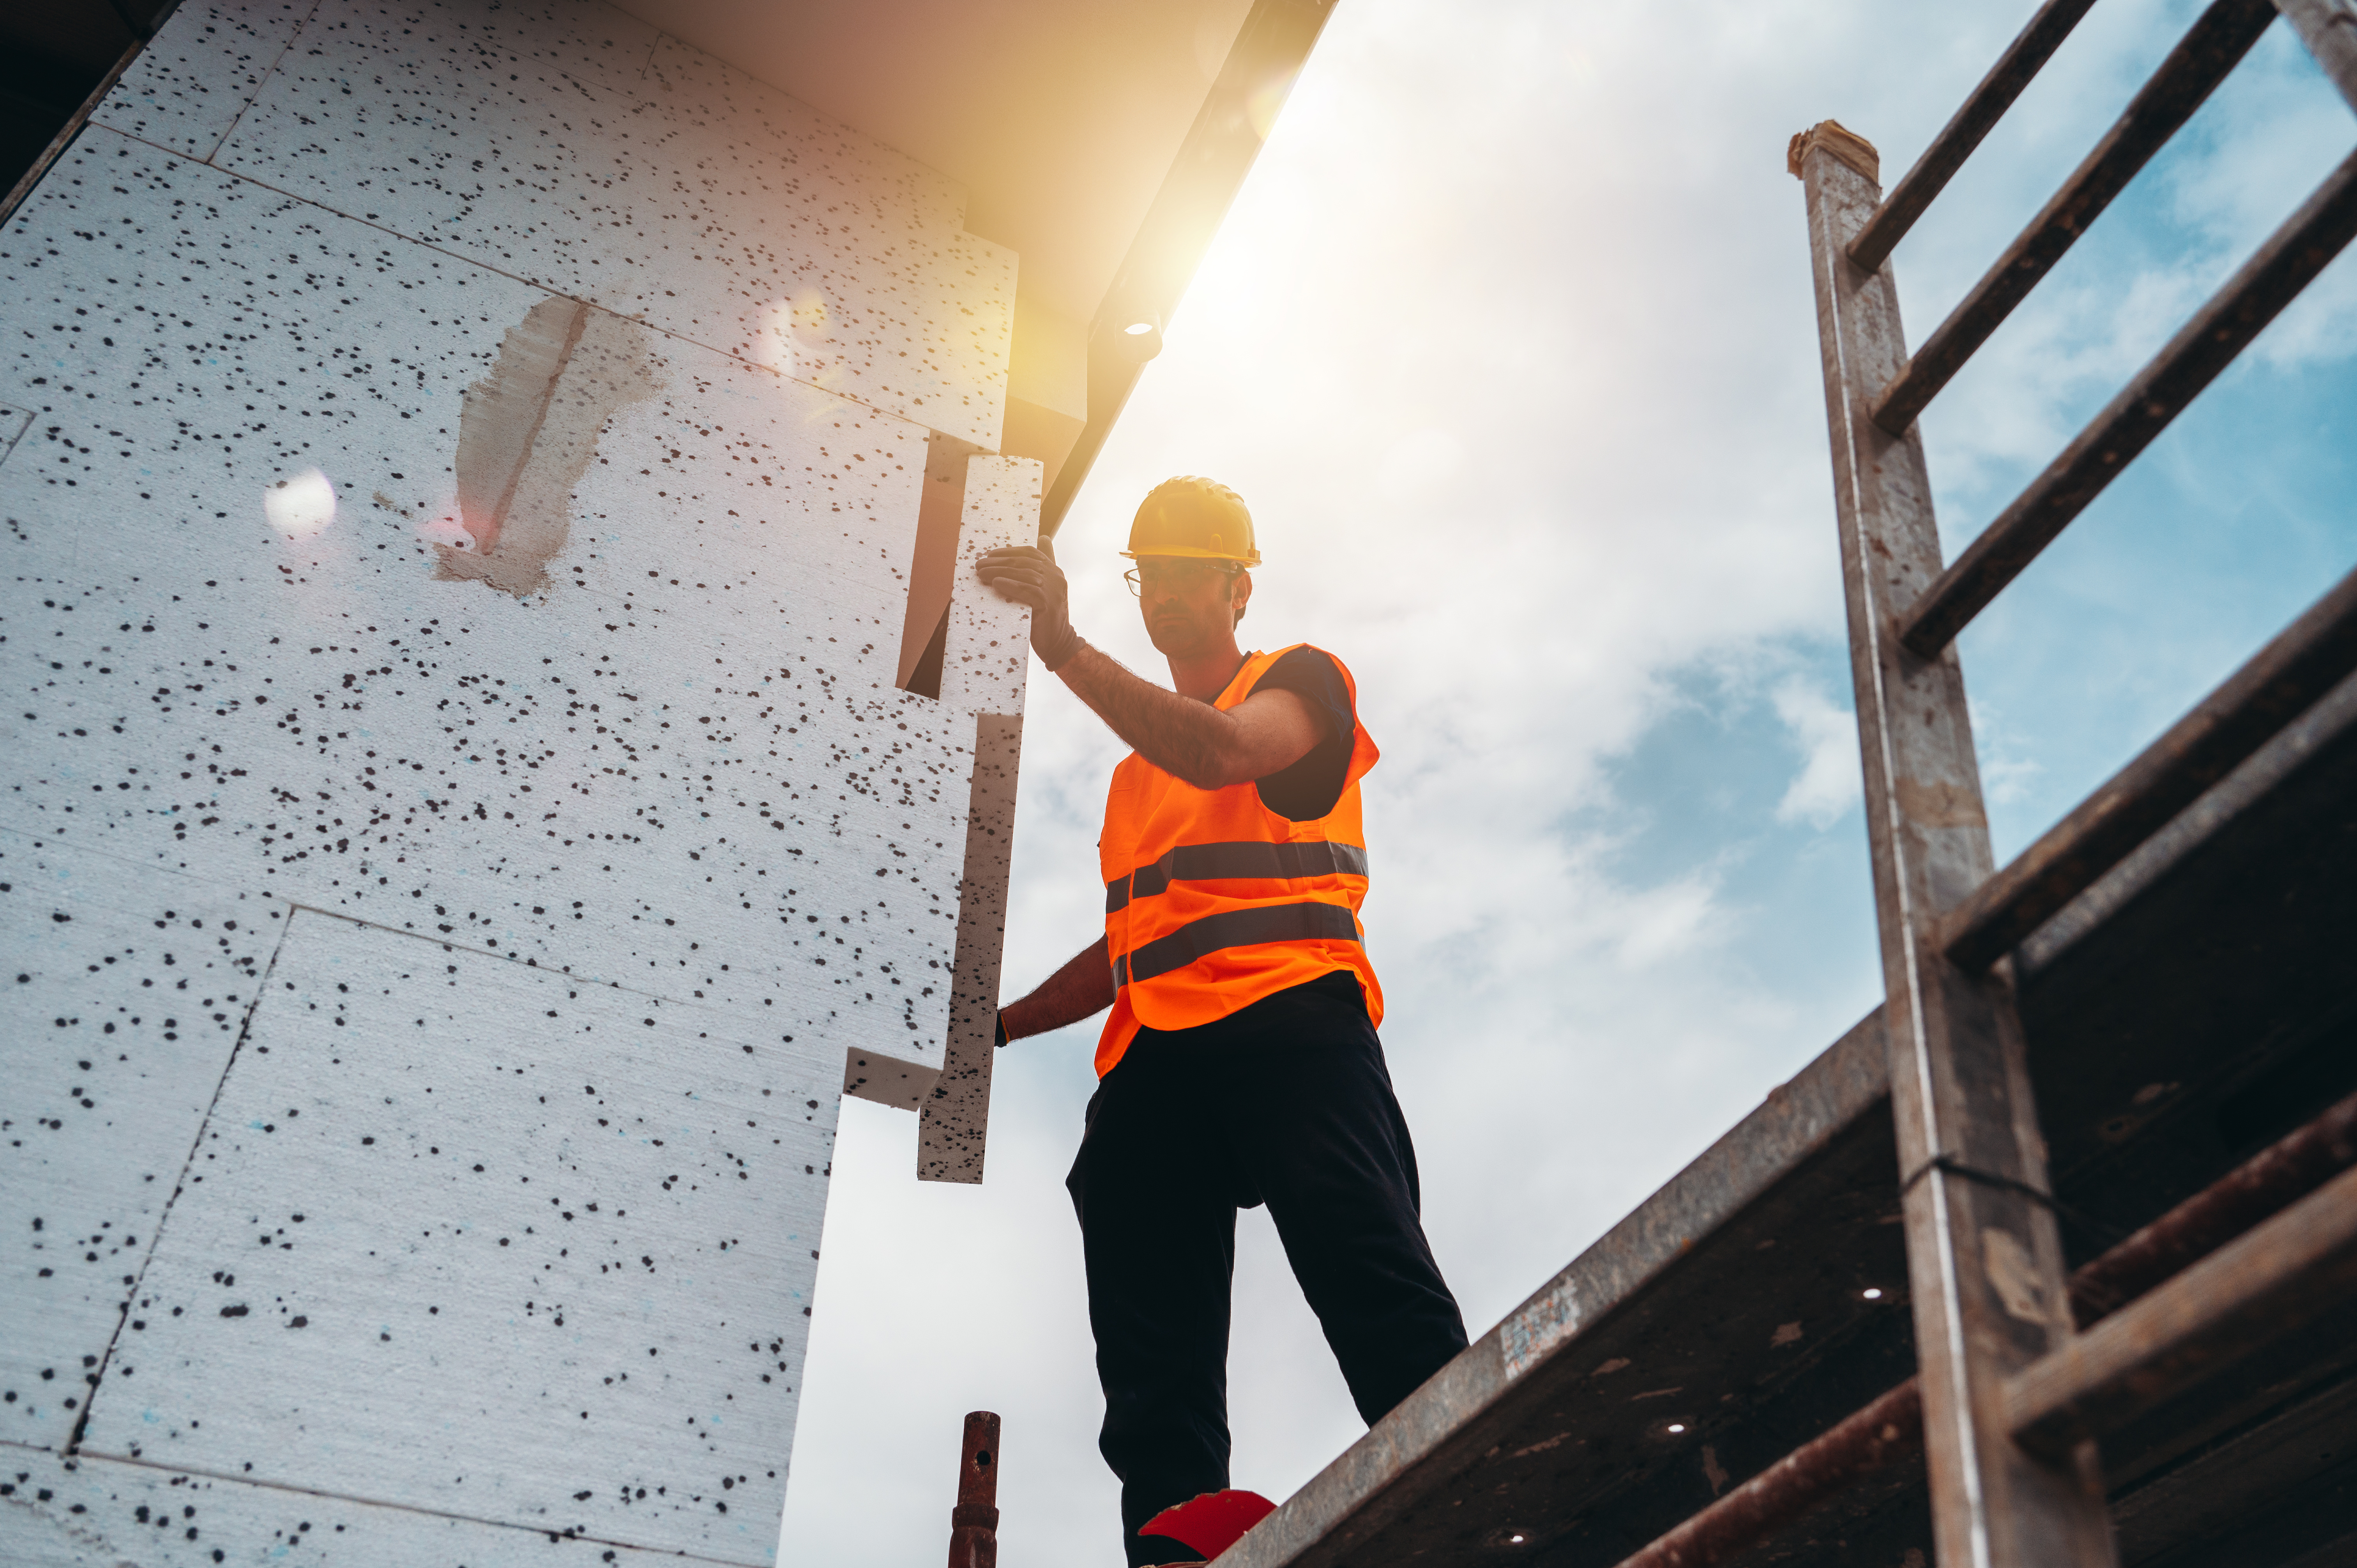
[1771, 677, 1863, 827]
[1969, 693, 2050, 812]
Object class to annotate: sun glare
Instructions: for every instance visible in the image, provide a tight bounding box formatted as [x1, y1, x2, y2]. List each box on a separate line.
[264, 468, 337, 537]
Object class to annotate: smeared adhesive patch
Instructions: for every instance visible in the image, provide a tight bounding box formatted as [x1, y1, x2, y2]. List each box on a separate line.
[438, 297, 660, 597]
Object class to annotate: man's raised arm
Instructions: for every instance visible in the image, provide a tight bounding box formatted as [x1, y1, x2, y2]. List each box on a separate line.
[974, 544, 1321, 788]
[1054, 646, 1319, 788]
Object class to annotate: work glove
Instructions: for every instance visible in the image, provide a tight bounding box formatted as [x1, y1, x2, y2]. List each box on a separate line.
[974, 542, 1083, 672]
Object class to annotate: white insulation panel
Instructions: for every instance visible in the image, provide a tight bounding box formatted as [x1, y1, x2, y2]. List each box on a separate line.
[0, 1444, 690, 1566]
[79, 908, 837, 1561]
[0, 0, 1037, 1557]
[0, 834, 290, 1453]
[935, 457, 1041, 718]
[209, 0, 1014, 447]
[91, 0, 325, 161]
[2, 125, 986, 1081]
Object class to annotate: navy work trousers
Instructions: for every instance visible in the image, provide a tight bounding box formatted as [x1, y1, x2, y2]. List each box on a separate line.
[1066, 971, 1468, 1566]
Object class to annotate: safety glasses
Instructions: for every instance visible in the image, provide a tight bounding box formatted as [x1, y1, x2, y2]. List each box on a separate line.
[1124, 559, 1242, 597]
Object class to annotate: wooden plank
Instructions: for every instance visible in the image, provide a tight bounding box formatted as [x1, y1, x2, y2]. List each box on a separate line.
[1940, 562, 2357, 971]
[1866, 0, 2279, 438]
[1895, 145, 2357, 655]
[1843, 0, 2100, 274]
[1791, 120, 2117, 1568]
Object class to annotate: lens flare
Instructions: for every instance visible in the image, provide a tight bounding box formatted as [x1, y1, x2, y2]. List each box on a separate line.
[1246, 69, 1297, 141]
[264, 468, 337, 536]
[762, 290, 839, 386]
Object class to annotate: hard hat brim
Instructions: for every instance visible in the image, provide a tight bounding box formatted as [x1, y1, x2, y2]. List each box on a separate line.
[1118, 546, 1262, 565]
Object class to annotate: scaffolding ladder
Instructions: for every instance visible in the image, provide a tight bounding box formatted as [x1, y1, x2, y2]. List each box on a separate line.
[1786, 0, 2357, 1562]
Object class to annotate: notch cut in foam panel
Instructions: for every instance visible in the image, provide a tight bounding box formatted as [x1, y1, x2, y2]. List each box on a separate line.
[898, 428, 986, 694]
[918, 711, 1023, 1183]
[844, 456, 1038, 1122]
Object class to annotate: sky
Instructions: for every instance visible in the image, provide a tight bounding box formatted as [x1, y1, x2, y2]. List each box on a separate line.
[777, 2, 2357, 1563]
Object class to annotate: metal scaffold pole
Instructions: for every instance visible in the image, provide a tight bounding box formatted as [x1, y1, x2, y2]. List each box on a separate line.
[1792, 120, 2118, 1568]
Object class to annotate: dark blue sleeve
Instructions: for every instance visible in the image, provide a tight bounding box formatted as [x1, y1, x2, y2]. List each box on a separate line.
[1249, 646, 1354, 748]
[1246, 646, 1355, 821]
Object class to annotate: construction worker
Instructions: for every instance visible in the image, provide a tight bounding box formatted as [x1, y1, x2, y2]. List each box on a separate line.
[976, 478, 1468, 1566]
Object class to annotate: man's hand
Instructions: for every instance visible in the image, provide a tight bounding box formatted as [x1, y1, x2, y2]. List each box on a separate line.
[976, 543, 1083, 671]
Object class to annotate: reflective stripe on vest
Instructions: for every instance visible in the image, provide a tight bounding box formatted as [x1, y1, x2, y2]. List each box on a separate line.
[1106, 839, 1372, 913]
[1112, 900, 1364, 987]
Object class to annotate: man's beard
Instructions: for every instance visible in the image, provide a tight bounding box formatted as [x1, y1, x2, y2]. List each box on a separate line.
[1147, 614, 1200, 655]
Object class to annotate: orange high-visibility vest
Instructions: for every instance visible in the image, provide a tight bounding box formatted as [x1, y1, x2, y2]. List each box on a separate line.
[1095, 644, 1383, 1076]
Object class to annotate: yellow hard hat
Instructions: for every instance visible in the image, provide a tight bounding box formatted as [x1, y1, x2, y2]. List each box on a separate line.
[1124, 476, 1261, 565]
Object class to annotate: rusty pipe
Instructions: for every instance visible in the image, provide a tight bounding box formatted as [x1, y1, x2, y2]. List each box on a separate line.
[2011, 1161, 2357, 1459]
[1614, 1380, 1924, 1568]
[1610, 1086, 2357, 1568]
[2068, 1088, 2357, 1324]
[948, 1410, 1001, 1568]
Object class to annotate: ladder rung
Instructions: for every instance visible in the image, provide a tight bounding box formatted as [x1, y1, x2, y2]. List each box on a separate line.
[1868, 0, 2276, 436]
[1937, 560, 2357, 971]
[2006, 1162, 2357, 1460]
[1896, 146, 2357, 657]
[1845, 0, 2101, 275]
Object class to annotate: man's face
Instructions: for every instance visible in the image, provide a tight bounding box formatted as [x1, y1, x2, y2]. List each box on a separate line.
[1133, 556, 1251, 657]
